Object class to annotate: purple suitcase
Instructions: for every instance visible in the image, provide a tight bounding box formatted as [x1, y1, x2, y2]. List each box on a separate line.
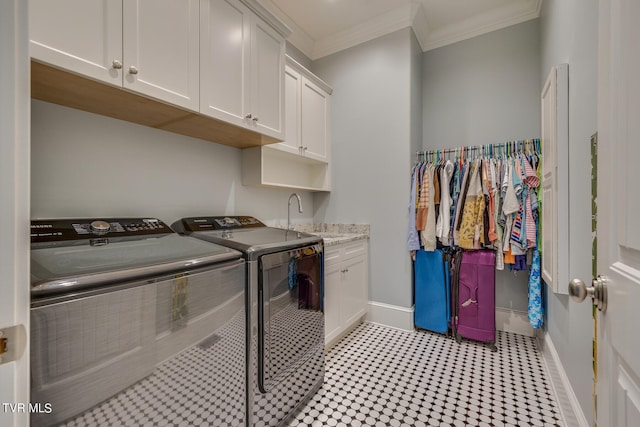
[452, 250, 497, 351]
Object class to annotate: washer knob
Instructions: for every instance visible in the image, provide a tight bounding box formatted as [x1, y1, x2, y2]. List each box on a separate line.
[90, 220, 111, 233]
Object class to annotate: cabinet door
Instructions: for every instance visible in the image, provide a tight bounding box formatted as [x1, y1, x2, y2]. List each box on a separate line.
[341, 255, 367, 327]
[123, 0, 199, 111]
[324, 263, 342, 345]
[540, 64, 569, 294]
[274, 66, 302, 155]
[301, 77, 329, 162]
[29, 0, 122, 86]
[251, 16, 285, 140]
[200, 0, 251, 127]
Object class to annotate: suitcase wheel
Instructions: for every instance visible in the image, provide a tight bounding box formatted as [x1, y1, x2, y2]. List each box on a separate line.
[455, 334, 462, 344]
[489, 343, 498, 352]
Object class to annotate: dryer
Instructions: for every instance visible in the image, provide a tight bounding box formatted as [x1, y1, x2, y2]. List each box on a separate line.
[172, 216, 325, 427]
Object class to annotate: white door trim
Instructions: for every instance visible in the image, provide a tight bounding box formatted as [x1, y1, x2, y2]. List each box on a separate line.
[0, 1, 31, 426]
[537, 332, 589, 427]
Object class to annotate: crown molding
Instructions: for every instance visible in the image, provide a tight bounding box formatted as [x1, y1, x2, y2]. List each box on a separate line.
[311, 3, 417, 60]
[256, 0, 314, 56]
[240, 0, 292, 38]
[259, 0, 542, 60]
[421, 0, 543, 52]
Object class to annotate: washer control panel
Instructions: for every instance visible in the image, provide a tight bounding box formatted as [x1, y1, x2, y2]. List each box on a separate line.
[179, 216, 265, 232]
[31, 218, 170, 243]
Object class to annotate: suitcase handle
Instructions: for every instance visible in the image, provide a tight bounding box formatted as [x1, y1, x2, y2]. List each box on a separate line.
[461, 298, 477, 307]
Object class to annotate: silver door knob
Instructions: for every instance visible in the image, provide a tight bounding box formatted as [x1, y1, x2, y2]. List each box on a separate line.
[569, 275, 608, 312]
[128, 66, 138, 75]
[112, 60, 123, 69]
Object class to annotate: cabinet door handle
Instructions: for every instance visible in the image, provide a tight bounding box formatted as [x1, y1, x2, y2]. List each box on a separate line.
[112, 60, 123, 70]
[252, 116, 259, 122]
[245, 113, 252, 119]
[128, 66, 139, 75]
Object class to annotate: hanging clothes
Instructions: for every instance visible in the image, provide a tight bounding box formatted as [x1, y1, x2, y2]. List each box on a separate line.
[453, 161, 471, 246]
[528, 248, 543, 328]
[436, 160, 454, 246]
[409, 140, 544, 328]
[416, 162, 429, 231]
[407, 164, 421, 253]
[422, 164, 437, 251]
[458, 161, 485, 250]
[523, 156, 540, 248]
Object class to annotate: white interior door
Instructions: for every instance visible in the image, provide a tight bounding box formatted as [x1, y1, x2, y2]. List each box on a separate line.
[0, 1, 31, 426]
[596, 0, 640, 425]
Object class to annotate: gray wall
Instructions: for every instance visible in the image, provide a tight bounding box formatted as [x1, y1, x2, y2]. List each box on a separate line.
[540, 0, 598, 423]
[422, 19, 541, 312]
[31, 100, 315, 227]
[312, 28, 417, 308]
[410, 28, 424, 191]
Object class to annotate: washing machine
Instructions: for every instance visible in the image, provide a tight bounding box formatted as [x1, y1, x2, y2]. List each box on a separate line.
[172, 216, 325, 427]
[30, 218, 246, 427]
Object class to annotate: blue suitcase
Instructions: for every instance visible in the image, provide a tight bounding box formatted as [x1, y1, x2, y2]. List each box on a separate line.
[414, 249, 451, 334]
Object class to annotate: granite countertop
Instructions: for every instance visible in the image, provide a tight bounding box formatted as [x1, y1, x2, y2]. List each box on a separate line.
[294, 223, 370, 247]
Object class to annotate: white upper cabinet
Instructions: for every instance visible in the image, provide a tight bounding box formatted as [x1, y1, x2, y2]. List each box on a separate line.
[29, 0, 123, 86]
[200, 0, 287, 140]
[242, 55, 332, 191]
[122, 0, 199, 110]
[276, 56, 332, 162]
[279, 67, 302, 155]
[30, 0, 200, 111]
[199, 0, 250, 129]
[301, 77, 330, 161]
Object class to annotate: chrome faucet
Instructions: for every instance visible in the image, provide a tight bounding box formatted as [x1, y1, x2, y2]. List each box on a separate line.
[287, 193, 303, 230]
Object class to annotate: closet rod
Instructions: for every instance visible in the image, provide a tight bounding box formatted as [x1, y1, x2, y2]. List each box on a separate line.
[415, 139, 540, 162]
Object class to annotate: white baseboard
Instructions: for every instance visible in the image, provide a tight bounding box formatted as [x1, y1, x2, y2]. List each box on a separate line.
[366, 303, 536, 337]
[538, 331, 590, 427]
[366, 301, 414, 331]
[495, 307, 535, 337]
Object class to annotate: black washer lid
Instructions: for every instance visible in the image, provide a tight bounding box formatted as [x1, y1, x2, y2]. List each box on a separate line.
[30, 218, 242, 296]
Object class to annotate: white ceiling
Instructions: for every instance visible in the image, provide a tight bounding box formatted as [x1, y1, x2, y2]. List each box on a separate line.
[257, 0, 543, 60]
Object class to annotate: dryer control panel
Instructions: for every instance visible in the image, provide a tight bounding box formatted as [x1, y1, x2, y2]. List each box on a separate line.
[177, 216, 265, 232]
[31, 218, 171, 243]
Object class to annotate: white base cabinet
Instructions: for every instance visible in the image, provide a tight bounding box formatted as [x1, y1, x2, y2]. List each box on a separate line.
[324, 240, 369, 346]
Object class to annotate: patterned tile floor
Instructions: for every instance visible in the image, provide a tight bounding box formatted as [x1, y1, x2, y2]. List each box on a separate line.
[288, 323, 565, 427]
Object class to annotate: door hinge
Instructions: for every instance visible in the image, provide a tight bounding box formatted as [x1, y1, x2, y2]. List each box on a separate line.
[0, 325, 26, 365]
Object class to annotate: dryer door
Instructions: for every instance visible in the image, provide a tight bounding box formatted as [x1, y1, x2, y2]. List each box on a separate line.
[258, 244, 324, 393]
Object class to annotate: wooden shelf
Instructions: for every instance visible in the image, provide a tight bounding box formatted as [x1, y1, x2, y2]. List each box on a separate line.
[242, 146, 331, 192]
[30, 61, 280, 149]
